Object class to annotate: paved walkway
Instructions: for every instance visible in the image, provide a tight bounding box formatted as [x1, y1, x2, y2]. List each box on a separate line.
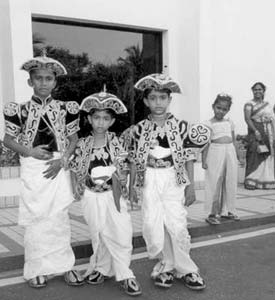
[0, 185, 274, 259]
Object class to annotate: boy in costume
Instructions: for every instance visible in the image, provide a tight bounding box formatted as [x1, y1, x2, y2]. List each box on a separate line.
[3, 53, 84, 288]
[70, 91, 142, 296]
[120, 73, 210, 290]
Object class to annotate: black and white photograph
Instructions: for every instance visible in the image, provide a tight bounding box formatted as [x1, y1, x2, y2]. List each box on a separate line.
[0, 0, 275, 299]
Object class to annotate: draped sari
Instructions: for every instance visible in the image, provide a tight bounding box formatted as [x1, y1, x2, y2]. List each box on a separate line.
[244, 100, 275, 189]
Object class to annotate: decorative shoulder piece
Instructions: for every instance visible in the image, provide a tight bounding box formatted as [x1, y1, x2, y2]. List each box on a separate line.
[4, 102, 20, 117]
[187, 123, 211, 148]
[80, 92, 127, 114]
[134, 73, 181, 93]
[21, 51, 67, 77]
[66, 101, 80, 114]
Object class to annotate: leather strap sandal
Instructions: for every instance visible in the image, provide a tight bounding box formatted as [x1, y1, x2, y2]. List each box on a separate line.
[64, 270, 85, 286]
[28, 275, 47, 288]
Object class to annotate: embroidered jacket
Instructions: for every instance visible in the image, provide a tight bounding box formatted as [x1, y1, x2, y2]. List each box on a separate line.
[70, 132, 127, 196]
[3, 95, 79, 153]
[120, 113, 210, 188]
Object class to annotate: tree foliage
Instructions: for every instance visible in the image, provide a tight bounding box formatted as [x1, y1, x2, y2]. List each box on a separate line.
[33, 36, 148, 133]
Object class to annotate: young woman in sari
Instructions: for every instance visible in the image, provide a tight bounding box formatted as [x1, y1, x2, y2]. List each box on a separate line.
[244, 82, 275, 189]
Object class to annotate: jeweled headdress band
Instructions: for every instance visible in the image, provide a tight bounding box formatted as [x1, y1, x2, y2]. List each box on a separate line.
[80, 92, 127, 115]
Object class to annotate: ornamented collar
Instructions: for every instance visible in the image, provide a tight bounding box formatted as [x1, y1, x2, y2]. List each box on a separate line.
[32, 94, 53, 106]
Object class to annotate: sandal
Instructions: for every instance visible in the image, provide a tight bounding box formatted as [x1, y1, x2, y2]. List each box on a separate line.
[154, 272, 174, 288]
[64, 270, 85, 286]
[85, 271, 105, 285]
[221, 213, 240, 221]
[28, 275, 47, 288]
[181, 273, 206, 290]
[121, 278, 142, 296]
[205, 215, 220, 225]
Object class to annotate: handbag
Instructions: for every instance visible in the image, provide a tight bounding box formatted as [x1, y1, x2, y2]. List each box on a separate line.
[257, 142, 269, 154]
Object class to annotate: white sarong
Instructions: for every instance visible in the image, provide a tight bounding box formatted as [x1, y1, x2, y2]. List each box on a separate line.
[20, 154, 75, 280]
[82, 188, 134, 281]
[142, 167, 198, 277]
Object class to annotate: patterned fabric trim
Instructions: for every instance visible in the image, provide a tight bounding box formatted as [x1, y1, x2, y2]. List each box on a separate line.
[121, 115, 211, 188]
[66, 118, 80, 136]
[185, 123, 211, 160]
[125, 114, 188, 187]
[188, 123, 211, 146]
[70, 132, 123, 182]
[244, 178, 275, 189]
[3, 102, 19, 117]
[66, 101, 80, 114]
[134, 73, 181, 93]
[80, 92, 127, 114]
[4, 120, 21, 137]
[69, 135, 94, 181]
[8, 99, 79, 152]
[21, 56, 67, 77]
[69, 132, 124, 199]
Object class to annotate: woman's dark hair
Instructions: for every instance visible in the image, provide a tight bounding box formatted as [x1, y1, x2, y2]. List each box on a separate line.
[78, 108, 115, 138]
[213, 93, 233, 108]
[143, 88, 171, 99]
[251, 82, 266, 92]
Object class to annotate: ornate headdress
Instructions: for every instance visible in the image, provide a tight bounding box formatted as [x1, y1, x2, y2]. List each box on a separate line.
[21, 49, 67, 77]
[80, 91, 127, 115]
[134, 73, 181, 93]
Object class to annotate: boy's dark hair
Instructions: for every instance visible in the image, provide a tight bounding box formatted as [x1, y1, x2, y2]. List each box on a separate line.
[213, 93, 233, 108]
[88, 108, 116, 118]
[143, 88, 171, 99]
[78, 108, 116, 138]
[251, 82, 266, 92]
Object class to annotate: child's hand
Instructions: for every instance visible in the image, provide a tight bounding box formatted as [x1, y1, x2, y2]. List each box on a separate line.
[255, 130, 262, 141]
[29, 145, 53, 160]
[202, 162, 208, 170]
[238, 158, 245, 167]
[129, 186, 139, 204]
[117, 171, 128, 186]
[43, 159, 62, 179]
[184, 184, 196, 207]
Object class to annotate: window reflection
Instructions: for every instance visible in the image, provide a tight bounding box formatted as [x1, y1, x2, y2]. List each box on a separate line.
[32, 18, 162, 133]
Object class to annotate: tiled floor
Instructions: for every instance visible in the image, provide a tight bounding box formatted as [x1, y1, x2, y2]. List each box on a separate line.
[0, 186, 274, 257]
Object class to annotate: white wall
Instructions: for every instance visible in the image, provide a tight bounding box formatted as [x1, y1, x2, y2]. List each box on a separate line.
[168, 0, 201, 123]
[200, 0, 275, 134]
[0, 0, 33, 139]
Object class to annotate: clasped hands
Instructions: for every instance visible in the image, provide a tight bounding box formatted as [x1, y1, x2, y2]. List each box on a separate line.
[28, 144, 65, 179]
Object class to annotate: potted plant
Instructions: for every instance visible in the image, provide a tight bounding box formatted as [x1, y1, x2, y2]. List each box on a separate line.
[0, 139, 20, 179]
[236, 134, 248, 184]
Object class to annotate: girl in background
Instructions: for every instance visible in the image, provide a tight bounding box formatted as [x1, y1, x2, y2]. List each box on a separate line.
[202, 94, 241, 225]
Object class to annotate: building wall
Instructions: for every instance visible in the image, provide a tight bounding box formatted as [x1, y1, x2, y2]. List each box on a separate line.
[1, 0, 275, 138]
[200, 0, 275, 134]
